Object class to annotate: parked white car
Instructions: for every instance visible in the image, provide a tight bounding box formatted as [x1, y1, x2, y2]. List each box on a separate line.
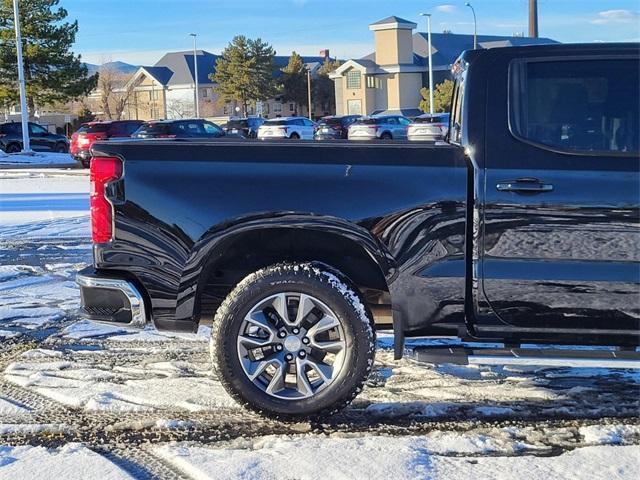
[407, 113, 450, 142]
[347, 115, 412, 140]
[257, 117, 316, 140]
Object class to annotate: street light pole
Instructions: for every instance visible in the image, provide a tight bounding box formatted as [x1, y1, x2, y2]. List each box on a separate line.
[420, 13, 434, 116]
[189, 33, 200, 118]
[465, 2, 477, 49]
[307, 67, 312, 120]
[12, 0, 30, 153]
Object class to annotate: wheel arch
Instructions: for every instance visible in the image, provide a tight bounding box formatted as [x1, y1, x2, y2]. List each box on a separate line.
[175, 215, 395, 324]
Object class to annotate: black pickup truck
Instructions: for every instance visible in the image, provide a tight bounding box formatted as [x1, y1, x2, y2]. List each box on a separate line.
[77, 43, 639, 419]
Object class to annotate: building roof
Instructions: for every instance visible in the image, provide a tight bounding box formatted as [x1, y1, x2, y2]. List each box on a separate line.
[412, 32, 558, 69]
[369, 16, 417, 30]
[136, 50, 329, 86]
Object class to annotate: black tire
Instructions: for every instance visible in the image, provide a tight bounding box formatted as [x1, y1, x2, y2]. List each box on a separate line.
[289, 132, 300, 139]
[54, 143, 68, 153]
[210, 262, 376, 420]
[380, 132, 392, 140]
[5, 143, 20, 154]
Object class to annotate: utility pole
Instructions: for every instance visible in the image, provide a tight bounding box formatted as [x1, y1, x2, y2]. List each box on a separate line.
[529, 0, 539, 38]
[465, 3, 477, 49]
[307, 67, 312, 120]
[12, 0, 31, 153]
[420, 13, 434, 116]
[190, 33, 200, 118]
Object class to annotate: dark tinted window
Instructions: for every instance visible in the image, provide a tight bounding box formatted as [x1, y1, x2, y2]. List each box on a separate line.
[510, 58, 639, 154]
[226, 120, 249, 129]
[1, 123, 21, 134]
[354, 118, 380, 125]
[84, 123, 111, 134]
[414, 114, 450, 124]
[173, 121, 205, 135]
[125, 122, 143, 135]
[264, 119, 291, 126]
[136, 123, 171, 134]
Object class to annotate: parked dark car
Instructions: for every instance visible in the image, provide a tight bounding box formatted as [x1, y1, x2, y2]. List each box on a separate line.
[222, 117, 265, 138]
[132, 119, 224, 139]
[70, 120, 143, 167]
[0, 122, 69, 153]
[78, 43, 640, 419]
[314, 115, 362, 139]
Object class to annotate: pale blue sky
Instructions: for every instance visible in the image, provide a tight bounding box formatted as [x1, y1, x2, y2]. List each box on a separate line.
[59, 0, 640, 65]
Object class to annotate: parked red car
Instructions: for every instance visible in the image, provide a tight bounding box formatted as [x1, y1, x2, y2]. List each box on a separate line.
[71, 120, 143, 167]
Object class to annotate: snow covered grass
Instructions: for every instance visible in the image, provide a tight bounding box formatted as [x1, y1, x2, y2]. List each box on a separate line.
[0, 169, 88, 225]
[0, 151, 76, 166]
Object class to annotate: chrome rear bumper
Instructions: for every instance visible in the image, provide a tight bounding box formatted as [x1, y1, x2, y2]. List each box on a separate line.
[76, 270, 147, 328]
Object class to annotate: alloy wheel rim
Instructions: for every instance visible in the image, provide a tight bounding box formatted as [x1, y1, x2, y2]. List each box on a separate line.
[236, 292, 347, 400]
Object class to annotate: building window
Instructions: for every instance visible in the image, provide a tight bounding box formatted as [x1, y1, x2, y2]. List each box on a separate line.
[274, 103, 282, 113]
[289, 103, 295, 112]
[202, 89, 208, 98]
[366, 75, 377, 88]
[346, 70, 361, 89]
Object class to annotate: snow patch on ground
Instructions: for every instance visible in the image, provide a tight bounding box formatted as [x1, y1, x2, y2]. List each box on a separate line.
[0, 443, 132, 480]
[580, 424, 640, 445]
[154, 435, 640, 480]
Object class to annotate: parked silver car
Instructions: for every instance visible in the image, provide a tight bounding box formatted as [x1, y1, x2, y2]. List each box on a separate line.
[407, 113, 450, 142]
[347, 115, 412, 140]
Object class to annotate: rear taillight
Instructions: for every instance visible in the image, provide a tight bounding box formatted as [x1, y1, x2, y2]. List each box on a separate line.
[90, 156, 122, 243]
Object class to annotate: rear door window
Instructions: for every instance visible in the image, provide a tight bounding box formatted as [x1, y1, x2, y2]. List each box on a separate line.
[510, 58, 639, 154]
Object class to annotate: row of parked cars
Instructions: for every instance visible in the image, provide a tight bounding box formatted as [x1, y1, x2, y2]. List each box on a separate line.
[0, 112, 449, 167]
[66, 114, 449, 167]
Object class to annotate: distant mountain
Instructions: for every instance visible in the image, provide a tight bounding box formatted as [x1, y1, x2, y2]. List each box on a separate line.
[84, 61, 139, 76]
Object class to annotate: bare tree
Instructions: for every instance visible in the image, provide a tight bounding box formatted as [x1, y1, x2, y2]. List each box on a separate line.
[97, 64, 136, 120]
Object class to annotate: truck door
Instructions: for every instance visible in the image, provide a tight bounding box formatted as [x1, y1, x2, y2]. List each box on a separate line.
[480, 51, 640, 339]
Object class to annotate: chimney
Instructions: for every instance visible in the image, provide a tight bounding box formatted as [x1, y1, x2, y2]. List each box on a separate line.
[319, 49, 330, 60]
[529, 0, 538, 37]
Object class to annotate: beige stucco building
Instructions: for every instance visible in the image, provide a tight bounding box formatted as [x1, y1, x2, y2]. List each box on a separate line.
[331, 16, 424, 116]
[331, 15, 558, 117]
[89, 50, 331, 122]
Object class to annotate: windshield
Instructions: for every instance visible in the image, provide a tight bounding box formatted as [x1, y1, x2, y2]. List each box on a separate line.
[353, 118, 381, 125]
[264, 119, 290, 126]
[413, 114, 450, 124]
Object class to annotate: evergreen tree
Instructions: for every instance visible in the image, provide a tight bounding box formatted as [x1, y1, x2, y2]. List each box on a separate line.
[0, 0, 97, 116]
[312, 58, 340, 116]
[419, 79, 454, 113]
[211, 35, 275, 116]
[280, 52, 307, 116]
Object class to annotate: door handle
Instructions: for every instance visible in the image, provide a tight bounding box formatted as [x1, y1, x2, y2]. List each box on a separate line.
[496, 178, 554, 193]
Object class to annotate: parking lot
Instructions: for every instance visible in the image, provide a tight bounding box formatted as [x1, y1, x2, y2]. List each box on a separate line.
[0, 167, 638, 478]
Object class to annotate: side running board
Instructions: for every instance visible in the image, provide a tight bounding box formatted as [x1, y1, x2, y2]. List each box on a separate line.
[410, 346, 640, 369]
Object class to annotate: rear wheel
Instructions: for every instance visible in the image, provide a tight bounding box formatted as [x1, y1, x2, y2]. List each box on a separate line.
[54, 143, 68, 153]
[210, 263, 376, 419]
[289, 132, 300, 139]
[5, 143, 20, 153]
[380, 132, 392, 140]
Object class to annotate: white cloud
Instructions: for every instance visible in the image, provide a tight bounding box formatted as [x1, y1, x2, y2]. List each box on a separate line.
[590, 9, 639, 25]
[435, 4, 457, 14]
